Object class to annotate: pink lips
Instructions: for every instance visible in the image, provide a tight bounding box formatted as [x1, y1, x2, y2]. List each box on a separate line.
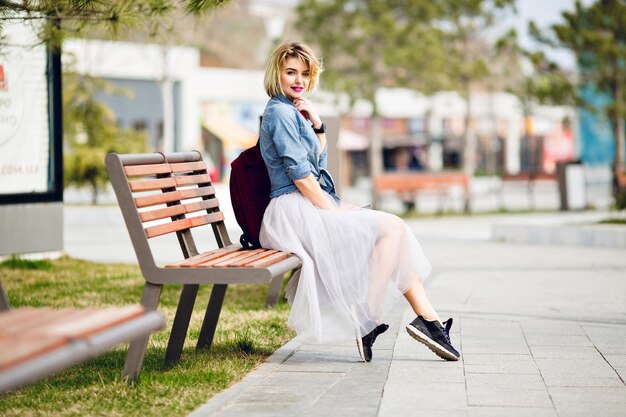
[291, 86, 303, 92]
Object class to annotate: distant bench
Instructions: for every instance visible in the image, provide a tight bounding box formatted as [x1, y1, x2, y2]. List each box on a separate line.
[0, 281, 165, 394]
[373, 172, 470, 212]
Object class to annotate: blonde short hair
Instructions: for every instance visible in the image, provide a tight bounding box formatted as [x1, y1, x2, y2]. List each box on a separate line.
[264, 41, 323, 97]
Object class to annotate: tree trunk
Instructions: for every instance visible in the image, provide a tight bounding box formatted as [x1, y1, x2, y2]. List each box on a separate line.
[90, 181, 98, 205]
[461, 88, 474, 213]
[369, 111, 383, 207]
[160, 46, 175, 153]
[612, 78, 625, 202]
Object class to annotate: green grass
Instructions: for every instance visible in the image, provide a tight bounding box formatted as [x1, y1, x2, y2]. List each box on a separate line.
[0, 256, 295, 417]
[598, 218, 626, 225]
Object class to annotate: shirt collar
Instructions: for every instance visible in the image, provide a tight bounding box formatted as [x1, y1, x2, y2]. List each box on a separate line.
[274, 94, 295, 106]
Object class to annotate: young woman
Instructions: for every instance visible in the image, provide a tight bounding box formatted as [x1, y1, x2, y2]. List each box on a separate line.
[259, 41, 460, 362]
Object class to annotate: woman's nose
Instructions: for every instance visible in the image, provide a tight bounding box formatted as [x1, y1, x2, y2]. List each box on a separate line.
[295, 73, 302, 83]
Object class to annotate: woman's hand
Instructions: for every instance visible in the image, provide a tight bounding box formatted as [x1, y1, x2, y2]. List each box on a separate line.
[293, 97, 322, 129]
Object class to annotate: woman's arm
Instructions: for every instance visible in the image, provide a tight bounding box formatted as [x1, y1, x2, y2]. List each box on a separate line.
[293, 174, 337, 210]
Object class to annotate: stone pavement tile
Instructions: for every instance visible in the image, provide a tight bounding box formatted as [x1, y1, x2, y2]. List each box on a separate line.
[462, 353, 533, 365]
[461, 340, 531, 355]
[529, 345, 602, 359]
[553, 405, 626, 417]
[534, 358, 618, 378]
[583, 325, 626, 354]
[300, 406, 378, 417]
[468, 406, 557, 417]
[212, 402, 306, 417]
[521, 321, 585, 336]
[274, 350, 358, 373]
[313, 388, 382, 409]
[548, 386, 626, 406]
[467, 387, 553, 407]
[254, 371, 344, 387]
[464, 362, 541, 375]
[461, 319, 520, 335]
[615, 366, 626, 381]
[465, 372, 546, 390]
[379, 382, 467, 414]
[541, 373, 624, 387]
[604, 354, 626, 368]
[227, 383, 325, 405]
[524, 333, 594, 347]
[388, 359, 465, 383]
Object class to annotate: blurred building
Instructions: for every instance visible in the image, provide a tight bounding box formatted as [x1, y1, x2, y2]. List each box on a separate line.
[65, 39, 578, 187]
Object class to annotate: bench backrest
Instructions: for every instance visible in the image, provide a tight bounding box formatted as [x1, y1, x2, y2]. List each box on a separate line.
[105, 151, 232, 274]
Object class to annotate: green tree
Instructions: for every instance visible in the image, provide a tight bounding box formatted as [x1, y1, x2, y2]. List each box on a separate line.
[296, 0, 513, 206]
[530, 0, 626, 200]
[0, 0, 228, 49]
[436, 0, 514, 185]
[63, 64, 147, 204]
[296, 0, 446, 180]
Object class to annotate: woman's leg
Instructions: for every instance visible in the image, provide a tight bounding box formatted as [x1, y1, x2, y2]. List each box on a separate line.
[403, 279, 440, 323]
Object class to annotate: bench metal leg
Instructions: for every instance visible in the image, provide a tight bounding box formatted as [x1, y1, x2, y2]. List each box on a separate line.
[164, 284, 199, 368]
[265, 274, 284, 308]
[123, 282, 162, 383]
[196, 284, 228, 351]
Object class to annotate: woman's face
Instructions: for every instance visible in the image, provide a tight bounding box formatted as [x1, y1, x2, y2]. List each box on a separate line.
[279, 57, 310, 101]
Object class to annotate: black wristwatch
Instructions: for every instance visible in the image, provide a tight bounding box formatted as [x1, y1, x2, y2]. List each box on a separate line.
[312, 123, 326, 134]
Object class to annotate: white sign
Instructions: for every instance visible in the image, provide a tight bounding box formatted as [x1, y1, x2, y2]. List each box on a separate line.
[0, 22, 51, 195]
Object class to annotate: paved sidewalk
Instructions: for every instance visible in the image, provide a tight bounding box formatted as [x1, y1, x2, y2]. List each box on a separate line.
[186, 216, 626, 417]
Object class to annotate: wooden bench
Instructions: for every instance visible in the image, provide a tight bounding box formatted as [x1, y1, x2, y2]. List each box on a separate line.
[373, 172, 470, 212]
[105, 151, 302, 380]
[0, 280, 164, 394]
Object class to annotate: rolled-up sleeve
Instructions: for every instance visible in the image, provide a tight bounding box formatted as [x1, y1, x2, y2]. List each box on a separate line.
[318, 144, 328, 169]
[268, 106, 314, 181]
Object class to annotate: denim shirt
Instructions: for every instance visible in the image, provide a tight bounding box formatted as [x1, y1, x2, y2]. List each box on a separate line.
[260, 94, 338, 201]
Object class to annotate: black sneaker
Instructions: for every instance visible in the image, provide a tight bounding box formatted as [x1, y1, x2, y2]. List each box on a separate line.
[356, 323, 389, 362]
[406, 316, 460, 361]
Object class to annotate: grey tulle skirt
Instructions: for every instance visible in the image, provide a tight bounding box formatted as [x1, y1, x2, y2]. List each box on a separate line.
[259, 191, 432, 342]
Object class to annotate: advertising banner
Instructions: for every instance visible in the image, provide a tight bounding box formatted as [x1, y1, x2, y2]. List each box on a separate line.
[0, 22, 51, 195]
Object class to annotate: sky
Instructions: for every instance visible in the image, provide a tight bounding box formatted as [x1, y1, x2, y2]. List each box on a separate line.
[260, 0, 595, 69]
[502, 0, 595, 69]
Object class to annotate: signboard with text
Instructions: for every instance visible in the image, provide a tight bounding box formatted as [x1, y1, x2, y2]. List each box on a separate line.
[0, 21, 61, 203]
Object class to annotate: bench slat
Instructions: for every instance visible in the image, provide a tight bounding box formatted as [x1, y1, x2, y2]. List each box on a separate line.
[36, 306, 145, 339]
[0, 336, 68, 370]
[144, 212, 224, 238]
[124, 164, 171, 177]
[227, 250, 279, 267]
[170, 161, 206, 173]
[243, 251, 289, 267]
[179, 186, 215, 200]
[139, 199, 220, 222]
[1, 308, 86, 334]
[129, 177, 176, 192]
[174, 174, 212, 186]
[212, 249, 267, 267]
[165, 247, 241, 268]
[139, 204, 187, 222]
[196, 250, 253, 267]
[134, 190, 181, 208]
